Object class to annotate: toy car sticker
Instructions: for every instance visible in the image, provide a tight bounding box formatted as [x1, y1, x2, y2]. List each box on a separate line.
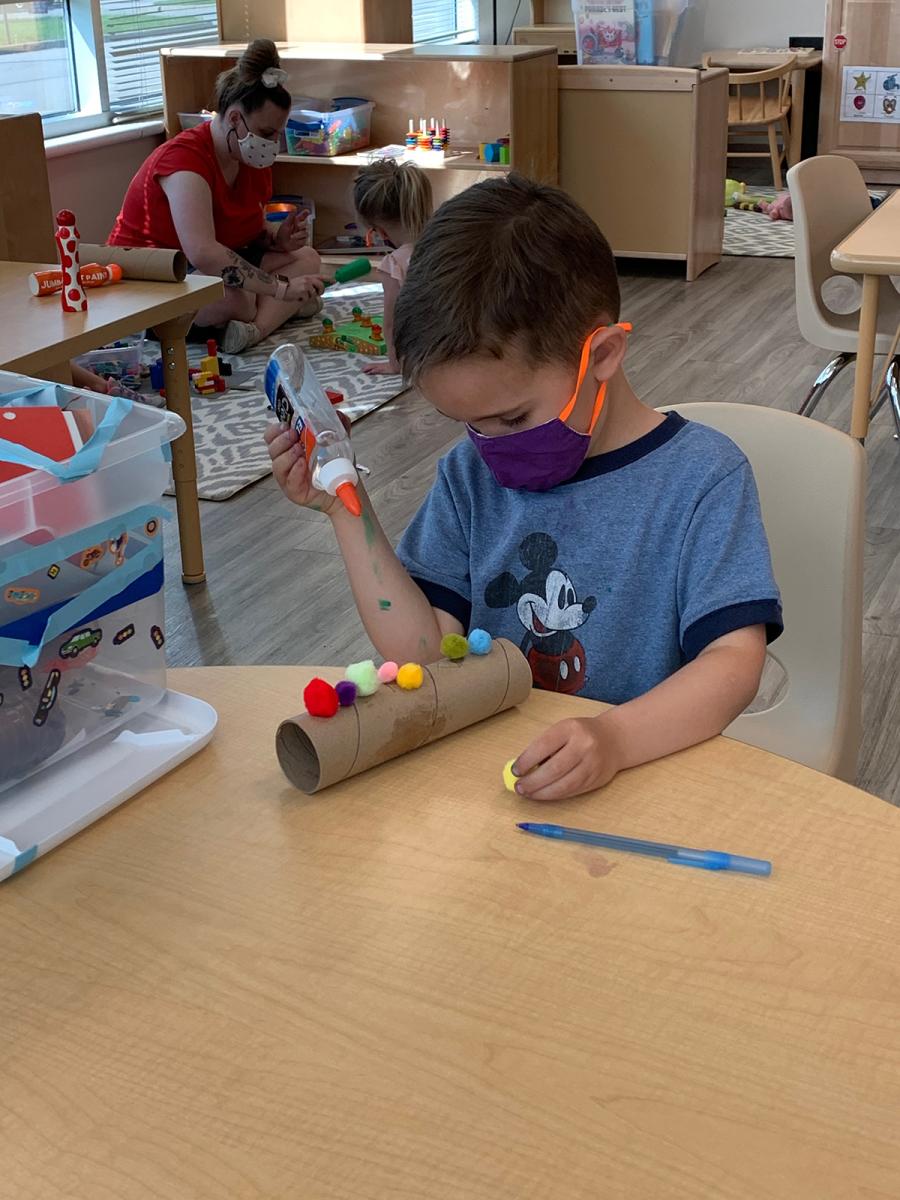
[5, 586, 40, 605]
[145, 518, 160, 538]
[59, 627, 103, 659]
[150, 624, 165, 648]
[113, 624, 135, 645]
[33, 669, 61, 727]
[18, 666, 32, 690]
[47, 564, 60, 579]
[80, 544, 107, 570]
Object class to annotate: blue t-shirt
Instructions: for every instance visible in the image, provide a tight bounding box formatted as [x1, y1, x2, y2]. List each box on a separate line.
[397, 412, 782, 703]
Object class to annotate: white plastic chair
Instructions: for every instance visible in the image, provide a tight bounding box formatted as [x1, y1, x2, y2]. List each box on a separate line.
[788, 155, 900, 438]
[661, 402, 865, 782]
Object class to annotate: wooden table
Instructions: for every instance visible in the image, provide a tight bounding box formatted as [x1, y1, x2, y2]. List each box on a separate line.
[0, 262, 223, 584]
[707, 48, 824, 168]
[831, 188, 900, 440]
[2, 664, 900, 1199]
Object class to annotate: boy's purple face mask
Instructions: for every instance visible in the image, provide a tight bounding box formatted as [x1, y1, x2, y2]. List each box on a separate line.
[466, 323, 632, 491]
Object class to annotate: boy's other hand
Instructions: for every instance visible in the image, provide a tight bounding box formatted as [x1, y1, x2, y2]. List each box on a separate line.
[512, 715, 623, 801]
[264, 422, 337, 514]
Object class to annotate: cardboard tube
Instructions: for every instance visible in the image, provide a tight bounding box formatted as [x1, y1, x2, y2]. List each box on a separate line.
[276, 638, 533, 793]
[79, 244, 188, 283]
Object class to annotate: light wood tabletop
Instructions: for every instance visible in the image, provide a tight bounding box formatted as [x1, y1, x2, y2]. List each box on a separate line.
[0, 261, 223, 584]
[705, 48, 823, 170]
[831, 189, 900, 440]
[2, 664, 900, 1200]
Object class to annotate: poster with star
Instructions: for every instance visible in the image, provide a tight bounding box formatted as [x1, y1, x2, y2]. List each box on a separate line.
[841, 66, 900, 123]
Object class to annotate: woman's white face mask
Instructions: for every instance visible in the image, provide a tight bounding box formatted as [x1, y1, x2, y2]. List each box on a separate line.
[231, 114, 279, 169]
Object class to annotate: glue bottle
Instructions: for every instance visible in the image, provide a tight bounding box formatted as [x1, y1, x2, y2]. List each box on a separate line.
[264, 343, 362, 517]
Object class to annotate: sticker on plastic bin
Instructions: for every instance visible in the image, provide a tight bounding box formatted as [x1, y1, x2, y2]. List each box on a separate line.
[113, 624, 135, 645]
[59, 627, 103, 659]
[33, 668, 61, 727]
[150, 624, 165, 648]
[4, 586, 40, 605]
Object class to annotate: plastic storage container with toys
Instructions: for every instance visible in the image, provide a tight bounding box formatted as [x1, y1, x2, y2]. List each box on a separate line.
[284, 97, 374, 157]
[0, 372, 216, 880]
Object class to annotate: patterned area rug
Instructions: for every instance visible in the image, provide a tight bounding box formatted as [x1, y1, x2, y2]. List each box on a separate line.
[723, 188, 795, 259]
[154, 282, 406, 501]
[723, 187, 890, 260]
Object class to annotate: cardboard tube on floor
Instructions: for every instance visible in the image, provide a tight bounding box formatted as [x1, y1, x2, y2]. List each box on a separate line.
[79, 244, 188, 283]
[276, 638, 533, 793]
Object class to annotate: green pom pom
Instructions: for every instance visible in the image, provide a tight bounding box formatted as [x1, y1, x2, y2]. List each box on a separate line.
[345, 659, 380, 696]
[441, 633, 469, 661]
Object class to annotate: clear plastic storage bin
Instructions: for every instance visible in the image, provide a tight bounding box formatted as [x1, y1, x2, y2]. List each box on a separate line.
[571, 0, 700, 67]
[0, 373, 184, 795]
[284, 97, 375, 157]
[73, 334, 145, 381]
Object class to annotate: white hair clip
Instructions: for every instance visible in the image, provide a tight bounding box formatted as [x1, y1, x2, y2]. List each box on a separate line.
[261, 67, 288, 88]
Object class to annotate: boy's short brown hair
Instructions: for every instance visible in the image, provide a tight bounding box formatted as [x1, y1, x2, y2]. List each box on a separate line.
[394, 173, 620, 383]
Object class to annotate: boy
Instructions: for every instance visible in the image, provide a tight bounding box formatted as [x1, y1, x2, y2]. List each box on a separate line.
[265, 175, 782, 801]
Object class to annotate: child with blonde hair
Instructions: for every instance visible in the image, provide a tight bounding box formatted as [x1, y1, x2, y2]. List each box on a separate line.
[352, 161, 433, 375]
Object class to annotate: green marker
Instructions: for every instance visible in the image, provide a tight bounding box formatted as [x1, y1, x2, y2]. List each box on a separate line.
[331, 257, 372, 285]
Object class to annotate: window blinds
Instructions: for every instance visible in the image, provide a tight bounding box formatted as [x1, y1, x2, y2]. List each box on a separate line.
[412, 0, 477, 43]
[99, 0, 219, 119]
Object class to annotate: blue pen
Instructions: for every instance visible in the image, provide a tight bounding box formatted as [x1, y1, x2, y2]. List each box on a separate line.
[517, 823, 771, 877]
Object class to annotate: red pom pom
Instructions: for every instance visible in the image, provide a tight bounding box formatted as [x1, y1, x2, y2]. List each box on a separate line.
[56, 209, 76, 225]
[303, 677, 339, 718]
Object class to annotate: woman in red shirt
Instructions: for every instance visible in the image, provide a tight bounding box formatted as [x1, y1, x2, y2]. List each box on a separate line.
[110, 39, 324, 354]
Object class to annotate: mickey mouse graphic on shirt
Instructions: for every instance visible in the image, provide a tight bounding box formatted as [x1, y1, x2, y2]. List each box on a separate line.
[485, 532, 597, 695]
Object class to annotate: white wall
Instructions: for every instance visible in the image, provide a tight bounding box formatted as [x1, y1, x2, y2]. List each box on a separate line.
[701, 0, 826, 50]
[480, 0, 828, 51]
[46, 131, 163, 244]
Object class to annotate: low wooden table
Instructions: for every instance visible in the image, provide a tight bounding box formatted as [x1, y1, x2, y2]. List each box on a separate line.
[2, 664, 899, 1196]
[707, 48, 824, 167]
[0, 262, 223, 583]
[831, 188, 900, 440]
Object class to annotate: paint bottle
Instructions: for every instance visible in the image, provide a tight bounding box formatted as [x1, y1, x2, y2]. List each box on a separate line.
[264, 344, 361, 516]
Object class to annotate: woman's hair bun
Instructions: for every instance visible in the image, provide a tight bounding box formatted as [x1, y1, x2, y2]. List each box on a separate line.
[238, 38, 281, 80]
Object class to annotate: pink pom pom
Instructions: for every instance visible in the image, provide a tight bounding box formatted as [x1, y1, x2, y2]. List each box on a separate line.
[378, 661, 399, 683]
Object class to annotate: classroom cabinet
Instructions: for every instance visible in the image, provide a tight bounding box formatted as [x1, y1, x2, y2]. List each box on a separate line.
[819, 0, 900, 181]
[160, 42, 558, 246]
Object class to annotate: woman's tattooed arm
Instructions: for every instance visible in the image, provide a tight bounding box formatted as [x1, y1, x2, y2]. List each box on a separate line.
[220, 250, 277, 292]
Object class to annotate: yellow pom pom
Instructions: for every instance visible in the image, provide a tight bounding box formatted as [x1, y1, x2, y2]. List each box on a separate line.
[397, 662, 424, 690]
[502, 759, 518, 792]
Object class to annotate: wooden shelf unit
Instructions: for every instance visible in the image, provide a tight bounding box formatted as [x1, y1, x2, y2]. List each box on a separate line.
[558, 65, 729, 281]
[160, 42, 558, 244]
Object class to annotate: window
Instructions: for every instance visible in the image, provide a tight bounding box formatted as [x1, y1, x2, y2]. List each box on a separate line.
[412, 0, 478, 44]
[0, 0, 219, 135]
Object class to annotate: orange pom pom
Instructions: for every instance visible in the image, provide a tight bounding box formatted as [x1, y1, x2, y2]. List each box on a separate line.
[303, 677, 339, 718]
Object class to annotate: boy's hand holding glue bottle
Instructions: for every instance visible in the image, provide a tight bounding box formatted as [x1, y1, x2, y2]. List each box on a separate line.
[264, 343, 362, 517]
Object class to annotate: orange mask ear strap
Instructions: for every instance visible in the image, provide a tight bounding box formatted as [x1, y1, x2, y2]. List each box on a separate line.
[559, 322, 633, 430]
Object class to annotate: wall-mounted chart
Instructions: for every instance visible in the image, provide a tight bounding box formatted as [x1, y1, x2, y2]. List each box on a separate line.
[841, 66, 900, 122]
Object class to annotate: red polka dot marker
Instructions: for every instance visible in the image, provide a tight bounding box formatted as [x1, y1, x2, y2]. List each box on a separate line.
[54, 209, 87, 313]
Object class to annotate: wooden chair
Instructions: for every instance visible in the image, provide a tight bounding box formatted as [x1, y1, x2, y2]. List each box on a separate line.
[703, 53, 796, 189]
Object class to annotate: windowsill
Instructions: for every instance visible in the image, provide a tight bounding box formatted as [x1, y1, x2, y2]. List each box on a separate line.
[44, 118, 164, 160]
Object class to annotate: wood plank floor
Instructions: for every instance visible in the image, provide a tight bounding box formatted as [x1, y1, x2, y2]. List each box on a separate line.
[161, 253, 900, 805]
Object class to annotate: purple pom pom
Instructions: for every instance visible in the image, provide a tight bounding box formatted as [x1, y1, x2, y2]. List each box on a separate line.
[335, 680, 358, 707]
